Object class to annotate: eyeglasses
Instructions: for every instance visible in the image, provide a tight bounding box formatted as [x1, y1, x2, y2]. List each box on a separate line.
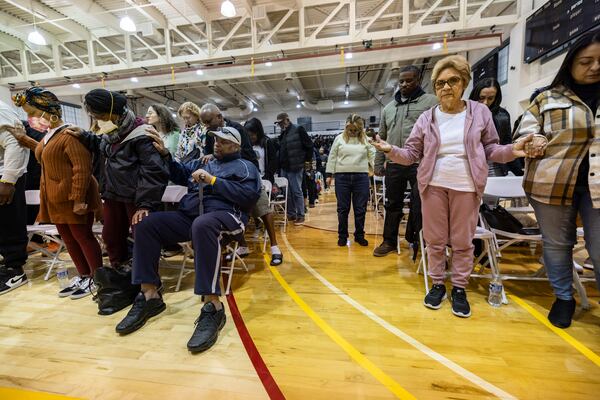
[434, 76, 462, 90]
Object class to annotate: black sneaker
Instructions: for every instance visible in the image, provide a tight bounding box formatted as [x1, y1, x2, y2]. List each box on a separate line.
[338, 237, 347, 246]
[187, 302, 226, 353]
[0, 269, 28, 295]
[115, 292, 166, 335]
[355, 237, 369, 246]
[450, 287, 471, 318]
[424, 284, 447, 309]
[548, 298, 576, 328]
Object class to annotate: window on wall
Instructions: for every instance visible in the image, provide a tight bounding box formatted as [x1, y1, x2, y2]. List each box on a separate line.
[60, 103, 83, 126]
[497, 44, 509, 85]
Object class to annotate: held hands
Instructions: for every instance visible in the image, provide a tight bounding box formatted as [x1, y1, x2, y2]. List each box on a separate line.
[513, 134, 547, 158]
[145, 128, 169, 157]
[73, 202, 88, 215]
[131, 209, 150, 225]
[0, 182, 15, 206]
[326, 177, 333, 187]
[192, 168, 215, 184]
[371, 135, 392, 154]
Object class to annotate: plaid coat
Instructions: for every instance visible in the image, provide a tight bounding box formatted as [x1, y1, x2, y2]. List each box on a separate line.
[515, 86, 600, 207]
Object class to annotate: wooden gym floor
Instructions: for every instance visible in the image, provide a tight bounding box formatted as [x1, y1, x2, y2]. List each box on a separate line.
[0, 192, 599, 400]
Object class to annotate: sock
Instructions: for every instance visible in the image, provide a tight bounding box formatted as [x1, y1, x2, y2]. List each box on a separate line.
[271, 245, 281, 255]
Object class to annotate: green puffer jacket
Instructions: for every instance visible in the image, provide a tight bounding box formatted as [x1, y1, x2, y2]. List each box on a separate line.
[375, 89, 438, 173]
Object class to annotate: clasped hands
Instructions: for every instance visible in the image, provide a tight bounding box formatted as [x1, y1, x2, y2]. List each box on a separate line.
[370, 134, 548, 159]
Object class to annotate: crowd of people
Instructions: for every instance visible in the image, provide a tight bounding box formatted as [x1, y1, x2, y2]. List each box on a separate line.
[0, 30, 597, 354]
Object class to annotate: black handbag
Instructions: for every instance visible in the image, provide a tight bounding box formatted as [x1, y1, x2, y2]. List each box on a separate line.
[93, 266, 140, 315]
[480, 204, 540, 235]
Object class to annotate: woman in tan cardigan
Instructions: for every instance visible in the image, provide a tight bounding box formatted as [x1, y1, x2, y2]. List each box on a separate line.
[7, 87, 102, 299]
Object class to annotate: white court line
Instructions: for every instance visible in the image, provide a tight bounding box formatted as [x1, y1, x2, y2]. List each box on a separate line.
[282, 233, 517, 400]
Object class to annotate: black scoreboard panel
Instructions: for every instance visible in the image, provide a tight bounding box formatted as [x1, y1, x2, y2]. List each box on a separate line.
[524, 0, 600, 63]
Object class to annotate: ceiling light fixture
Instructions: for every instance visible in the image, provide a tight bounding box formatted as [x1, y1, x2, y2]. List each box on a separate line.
[253, 106, 258, 112]
[265, 61, 273, 67]
[27, 5, 46, 46]
[196, 69, 204, 76]
[221, 1, 236, 18]
[432, 42, 442, 50]
[344, 100, 349, 105]
[120, 16, 137, 32]
[130, 77, 139, 83]
[345, 52, 353, 59]
[296, 103, 301, 109]
[72, 83, 81, 89]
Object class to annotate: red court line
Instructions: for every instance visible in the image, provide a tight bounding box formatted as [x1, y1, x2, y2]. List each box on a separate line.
[226, 292, 286, 400]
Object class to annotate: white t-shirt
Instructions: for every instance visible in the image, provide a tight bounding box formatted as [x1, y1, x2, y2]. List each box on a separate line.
[429, 108, 475, 192]
[253, 145, 265, 176]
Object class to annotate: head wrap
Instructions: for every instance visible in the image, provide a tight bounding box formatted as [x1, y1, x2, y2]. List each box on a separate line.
[12, 86, 62, 117]
[84, 89, 127, 116]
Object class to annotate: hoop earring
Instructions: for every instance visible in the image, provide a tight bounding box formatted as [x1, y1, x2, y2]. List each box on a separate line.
[50, 114, 59, 123]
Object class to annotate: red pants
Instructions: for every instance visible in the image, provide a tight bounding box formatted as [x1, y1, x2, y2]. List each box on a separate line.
[55, 214, 102, 277]
[102, 199, 137, 267]
[421, 186, 479, 288]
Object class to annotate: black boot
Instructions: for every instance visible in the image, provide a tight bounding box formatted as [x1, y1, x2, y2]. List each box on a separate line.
[548, 298, 576, 328]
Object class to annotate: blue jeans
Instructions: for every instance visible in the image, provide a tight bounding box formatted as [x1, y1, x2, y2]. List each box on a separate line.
[282, 169, 305, 219]
[529, 188, 600, 300]
[335, 173, 370, 240]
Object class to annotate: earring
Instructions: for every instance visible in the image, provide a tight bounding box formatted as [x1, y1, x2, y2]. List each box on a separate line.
[50, 114, 59, 122]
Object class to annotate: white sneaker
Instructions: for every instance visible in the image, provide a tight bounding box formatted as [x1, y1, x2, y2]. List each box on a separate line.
[70, 277, 95, 300]
[583, 257, 594, 270]
[58, 276, 83, 298]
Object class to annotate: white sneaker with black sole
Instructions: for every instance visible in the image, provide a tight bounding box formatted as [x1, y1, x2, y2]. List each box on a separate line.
[0, 272, 28, 295]
[58, 276, 84, 298]
[70, 277, 95, 300]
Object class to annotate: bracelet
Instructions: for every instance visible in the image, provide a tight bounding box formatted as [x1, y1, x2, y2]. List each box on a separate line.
[210, 176, 217, 185]
[0, 179, 15, 185]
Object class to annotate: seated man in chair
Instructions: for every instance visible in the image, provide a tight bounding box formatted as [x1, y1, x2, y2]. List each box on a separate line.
[116, 126, 261, 353]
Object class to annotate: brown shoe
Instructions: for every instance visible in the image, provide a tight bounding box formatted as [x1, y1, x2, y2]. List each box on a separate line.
[294, 217, 305, 225]
[373, 242, 396, 257]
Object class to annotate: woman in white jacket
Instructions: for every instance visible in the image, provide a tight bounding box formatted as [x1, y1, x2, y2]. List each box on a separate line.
[326, 114, 375, 247]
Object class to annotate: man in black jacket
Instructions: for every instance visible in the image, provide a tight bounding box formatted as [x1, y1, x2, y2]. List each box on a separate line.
[117, 126, 261, 353]
[276, 113, 313, 225]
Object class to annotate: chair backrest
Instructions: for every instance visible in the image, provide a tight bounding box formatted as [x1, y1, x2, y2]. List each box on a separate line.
[25, 190, 40, 206]
[274, 176, 288, 188]
[484, 176, 526, 198]
[161, 185, 188, 203]
[262, 179, 272, 198]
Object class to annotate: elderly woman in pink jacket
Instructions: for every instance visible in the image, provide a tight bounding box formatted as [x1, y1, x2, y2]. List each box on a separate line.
[373, 55, 542, 318]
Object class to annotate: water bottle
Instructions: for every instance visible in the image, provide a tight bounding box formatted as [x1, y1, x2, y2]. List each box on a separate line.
[488, 277, 503, 307]
[56, 265, 70, 289]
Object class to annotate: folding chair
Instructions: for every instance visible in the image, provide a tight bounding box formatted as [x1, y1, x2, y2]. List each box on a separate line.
[261, 179, 272, 252]
[24, 190, 66, 280]
[482, 177, 590, 308]
[273, 176, 288, 230]
[372, 175, 385, 219]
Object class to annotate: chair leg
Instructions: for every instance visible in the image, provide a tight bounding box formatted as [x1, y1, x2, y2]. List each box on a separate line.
[176, 254, 187, 292]
[572, 268, 590, 310]
[44, 242, 65, 281]
[225, 242, 237, 295]
[419, 230, 429, 293]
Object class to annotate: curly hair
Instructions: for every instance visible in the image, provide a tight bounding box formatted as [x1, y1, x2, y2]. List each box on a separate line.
[177, 101, 201, 119]
[431, 55, 471, 94]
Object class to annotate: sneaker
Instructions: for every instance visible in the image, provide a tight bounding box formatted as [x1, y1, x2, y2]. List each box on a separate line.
[355, 237, 369, 246]
[373, 242, 396, 257]
[162, 248, 183, 258]
[338, 238, 347, 246]
[424, 284, 447, 309]
[548, 298, 576, 328]
[309, 203, 316, 208]
[450, 287, 471, 318]
[270, 253, 283, 266]
[58, 276, 84, 298]
[287, 215, 297, 222]
[583, 257, 594, 270]
[70, 277, 96, 300]
[225, 246, 250, 262]
[294, 217, 305, 226]
[0, 270, 28, 295]
[187, 302, 226, 353]
[115, 292, 166, 335]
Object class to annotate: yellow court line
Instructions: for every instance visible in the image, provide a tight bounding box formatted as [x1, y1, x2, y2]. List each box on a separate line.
[0, 387, 82, 400]
[509, 294, 600, 367]
[264, 255, 416, 400]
